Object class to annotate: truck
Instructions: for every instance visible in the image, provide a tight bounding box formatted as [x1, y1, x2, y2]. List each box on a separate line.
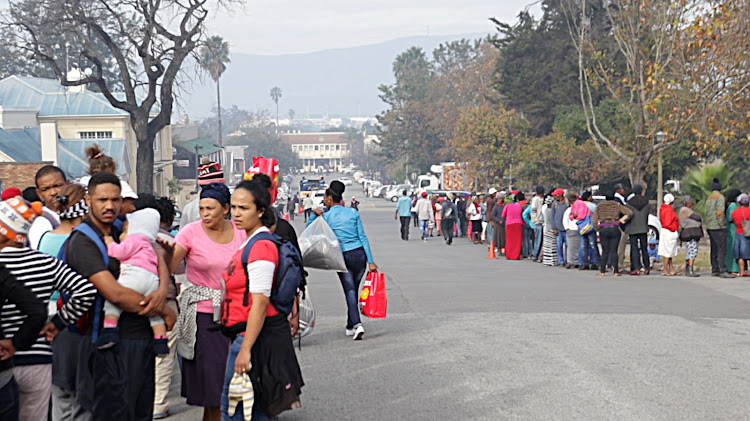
[299, 178, 326, 198]
[416, 162, 472, 194]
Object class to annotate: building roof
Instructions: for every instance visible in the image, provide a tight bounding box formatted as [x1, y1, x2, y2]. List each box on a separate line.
[0, 75, 160, 117]
[175, 137, 222, 156]
[0, 127, 41, 162]
[58, 139, 130, 179]
[280, 132, 349, 145]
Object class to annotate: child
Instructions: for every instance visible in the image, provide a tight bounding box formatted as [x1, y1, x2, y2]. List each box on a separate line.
[100, 208, 168, 355]
[648, 237, 661, 270]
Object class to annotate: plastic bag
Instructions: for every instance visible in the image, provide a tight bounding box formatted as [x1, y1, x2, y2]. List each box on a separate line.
[294, 289, 316, 340]
[359, 272, 387, 318]
[298, 217, 347, 272]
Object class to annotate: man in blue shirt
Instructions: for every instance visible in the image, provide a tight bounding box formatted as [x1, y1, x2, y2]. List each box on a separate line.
[395, 190, 413, 241]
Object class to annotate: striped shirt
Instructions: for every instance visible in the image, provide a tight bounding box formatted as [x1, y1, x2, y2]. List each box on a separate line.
[0, 247, 96, 365]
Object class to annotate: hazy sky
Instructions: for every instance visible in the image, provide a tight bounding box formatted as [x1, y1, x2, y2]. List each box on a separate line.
[206, 0, 539, 55]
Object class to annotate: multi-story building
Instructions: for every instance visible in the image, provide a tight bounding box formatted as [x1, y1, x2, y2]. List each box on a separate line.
[0, 75, 174, 195]
[281, 132, 350, 172]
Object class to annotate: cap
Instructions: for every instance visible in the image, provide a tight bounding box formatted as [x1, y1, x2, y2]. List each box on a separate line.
[1, 187, 22, 201]
[198, 160, 226, 186]
[648, 237, 658, 245]
[120, 180, 138, 200]
[0, 197, 43, 243]
[421, 192, 427, 197]
[488, 188, 497, 195]
[552, 188, 565, 196]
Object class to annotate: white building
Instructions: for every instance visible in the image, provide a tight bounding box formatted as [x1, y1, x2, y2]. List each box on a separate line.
[281, 132, 350, 172]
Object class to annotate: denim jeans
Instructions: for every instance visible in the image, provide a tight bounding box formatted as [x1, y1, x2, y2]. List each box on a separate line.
[578, 231, 599, 266]
[486, 222, 494, 245]
[522, 224, 532, 257]
[221, 336, 272, 421]
[419, 219, 429, 237]
[337, 247, 368, 329]
[532, 224, 543, 260]
[556, 231, 567, 264]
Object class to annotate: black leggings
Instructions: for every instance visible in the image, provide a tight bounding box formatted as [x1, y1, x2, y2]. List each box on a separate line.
[599, 227, 621, 273]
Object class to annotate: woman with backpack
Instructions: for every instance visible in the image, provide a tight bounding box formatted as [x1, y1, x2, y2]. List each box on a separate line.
[220, 180, 303, 421]
[309, 180, 378, 340]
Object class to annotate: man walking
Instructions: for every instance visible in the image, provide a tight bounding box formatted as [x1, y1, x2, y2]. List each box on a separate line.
[415, 192, 435, 241]
[530, 186, 545, 261]
[551, 188, 568, 266]
[395, 190, 412, 241]
[441, 195, 458, 245]
[625, 184, 651, 275]
[705, 178, 734, 278]
[303, 194, 314, 222]
[457, 194, 468, 237]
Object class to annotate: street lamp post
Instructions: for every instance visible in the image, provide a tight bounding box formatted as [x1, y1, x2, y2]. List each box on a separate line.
[656, 131, 665, 214]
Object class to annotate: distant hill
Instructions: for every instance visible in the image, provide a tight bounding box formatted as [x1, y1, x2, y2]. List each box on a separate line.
[182, 33, 489, 120]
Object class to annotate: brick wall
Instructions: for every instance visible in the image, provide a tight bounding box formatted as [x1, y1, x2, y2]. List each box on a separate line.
[0, 162, 53, 191]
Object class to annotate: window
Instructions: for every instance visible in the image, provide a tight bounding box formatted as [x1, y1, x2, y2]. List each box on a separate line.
[77, 131, 113, 140]
[153, 132, 161, 152]
[314, 145, 319, 151]
[325, 145, 330, 151]
[336, 145, 340, 150]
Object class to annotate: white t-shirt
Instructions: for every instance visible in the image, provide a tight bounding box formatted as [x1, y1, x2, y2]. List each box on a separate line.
[29, 207, 60, 250]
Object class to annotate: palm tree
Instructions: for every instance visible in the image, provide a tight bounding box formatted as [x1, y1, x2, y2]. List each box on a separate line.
[270, 86, 282, 131]
[683, 162, 737, 216]
[288, 108, 296, 126]
[199, 36, 230, 147]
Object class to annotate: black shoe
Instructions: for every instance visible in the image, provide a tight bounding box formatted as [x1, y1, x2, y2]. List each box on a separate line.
[590, 264, 599, 271]
[96, 327, 120, 350]
[579, 265, 588, 270]
[153, 338, 169, 357]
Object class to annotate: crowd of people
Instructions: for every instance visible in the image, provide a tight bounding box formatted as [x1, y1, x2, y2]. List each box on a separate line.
[394, 179, 750, 278]
[0, 144, 336, 421]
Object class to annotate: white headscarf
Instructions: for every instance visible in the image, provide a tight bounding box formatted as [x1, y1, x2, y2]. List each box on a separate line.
[663, 193, 675, 205]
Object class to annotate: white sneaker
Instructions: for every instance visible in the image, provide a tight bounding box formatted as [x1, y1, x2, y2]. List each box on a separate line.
[352, 324, 364, 340]
[345, 327, 355, 336]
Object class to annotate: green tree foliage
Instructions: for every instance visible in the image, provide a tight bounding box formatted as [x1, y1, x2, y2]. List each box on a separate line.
[270, 86, 282, 129]
[199, 36, 230, 147]
[682, 162, 738, 216]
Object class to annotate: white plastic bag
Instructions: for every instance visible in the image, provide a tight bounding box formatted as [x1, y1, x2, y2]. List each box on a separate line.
[298, 217, 347, 272]
[295, 289, 316, 340]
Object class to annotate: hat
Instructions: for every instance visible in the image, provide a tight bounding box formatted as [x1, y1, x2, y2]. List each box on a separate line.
[227, 371, 254, 418]
[1, 187, 22, 201]
[463, 193, 470, 197]
[197, 159, 226, 186]
[552, 188, 565, 196]
[664, 193, 675, 205]
[421, 191, 427, 197]
[544, 196, 554, 205]
[0, 197, 43, 243]
[648, 237, 658, 245]
[710, 178, 722, 191]
[488, 188, 497, 195]
[740, 194, 750, 206]
[126, 208, 161, 242]
[120, 180, 138, 200]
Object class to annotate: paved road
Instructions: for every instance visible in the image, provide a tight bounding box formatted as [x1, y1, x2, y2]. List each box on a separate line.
[168, 178, 750, 420]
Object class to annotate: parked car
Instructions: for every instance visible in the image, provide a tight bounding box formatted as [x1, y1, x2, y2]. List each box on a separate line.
[338, 177, 353, 186]
[372, 184, 389, 198]
[385, 184, 414, 201]
[312, 190, 326, 209]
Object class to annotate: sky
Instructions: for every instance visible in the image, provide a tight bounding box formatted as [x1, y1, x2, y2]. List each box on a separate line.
[205, 0, 540, 55]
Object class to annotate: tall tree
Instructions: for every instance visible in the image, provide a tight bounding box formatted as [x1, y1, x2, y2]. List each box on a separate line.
[269, 86, 282, 130]
[199, 35, 230, 147]
[288, 108, 295, 125]
[2, 0, 231, 193]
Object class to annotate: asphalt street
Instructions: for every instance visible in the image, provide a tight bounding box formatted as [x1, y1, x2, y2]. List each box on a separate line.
[167, 179, 750, 420]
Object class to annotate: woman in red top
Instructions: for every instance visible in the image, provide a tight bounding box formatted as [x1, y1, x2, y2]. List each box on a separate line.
[659, 193, 680, 276]
[731, 195, 750, 277]
[220, 180, 303, 421]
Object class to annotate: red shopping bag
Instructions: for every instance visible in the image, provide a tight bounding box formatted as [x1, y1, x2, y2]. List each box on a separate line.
[297, 206, 303, 215]
[359, 272, 387, 318]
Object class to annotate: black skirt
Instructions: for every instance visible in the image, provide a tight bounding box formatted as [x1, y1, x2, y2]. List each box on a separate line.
[250, 314, 305, 417]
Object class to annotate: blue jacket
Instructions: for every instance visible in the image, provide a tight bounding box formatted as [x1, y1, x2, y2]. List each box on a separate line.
[396, 196, 412, 217]
[308, 205, 374, 263]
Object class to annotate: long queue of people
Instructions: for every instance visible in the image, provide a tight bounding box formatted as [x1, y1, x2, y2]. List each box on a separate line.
[396, 179, 750, 277]
[0, 143, 391, 420]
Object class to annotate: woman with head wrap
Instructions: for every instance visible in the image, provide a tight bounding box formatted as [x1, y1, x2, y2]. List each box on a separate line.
[167, 182, 247, 421]
[308, 180, 378, 341]
[659, 193, 680, 275]
[725, 189, 742, 274]
[678, 195, 702, 277]
[37, 183, 89, 257]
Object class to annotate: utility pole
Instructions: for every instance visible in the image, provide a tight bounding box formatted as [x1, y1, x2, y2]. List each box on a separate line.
[656, 131, 665, 215]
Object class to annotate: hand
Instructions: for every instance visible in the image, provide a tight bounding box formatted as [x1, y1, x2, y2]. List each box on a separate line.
[553, 230, 559, 236]
[162, 306, 177, 331]
[368, 262, 379, 272]
[40, 322, 60, 343]
[290, 314, 299, 338]
[619, 217, 628, 225]
[139, 288, 167, 317]
[103, 235, 114, 247]
[313, 208, 324, 216]
[155, 236, 175, 250]
[0, 339, 16, 360]
[234, 347, 251, 375]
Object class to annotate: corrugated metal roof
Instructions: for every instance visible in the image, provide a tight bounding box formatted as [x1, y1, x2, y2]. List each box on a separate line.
[0, 76, 162, 117]
[58, 139, 130, 179]
[0, 127, 41, 162]
[175, 137, 222, 155]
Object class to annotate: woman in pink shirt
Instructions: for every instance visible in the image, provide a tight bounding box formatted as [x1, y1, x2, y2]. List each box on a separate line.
[168, 183, 247, 421]
[502, 195, 524, 260]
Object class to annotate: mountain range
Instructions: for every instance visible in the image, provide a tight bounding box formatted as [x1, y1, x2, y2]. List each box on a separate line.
[181, 33, 489, 121]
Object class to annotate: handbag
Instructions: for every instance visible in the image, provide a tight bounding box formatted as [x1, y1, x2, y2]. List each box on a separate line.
[359, 272, 387, 319]
[741, 210, 750, 238]
[576, 215, 593, 235]
[428, 220, 435, 229]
